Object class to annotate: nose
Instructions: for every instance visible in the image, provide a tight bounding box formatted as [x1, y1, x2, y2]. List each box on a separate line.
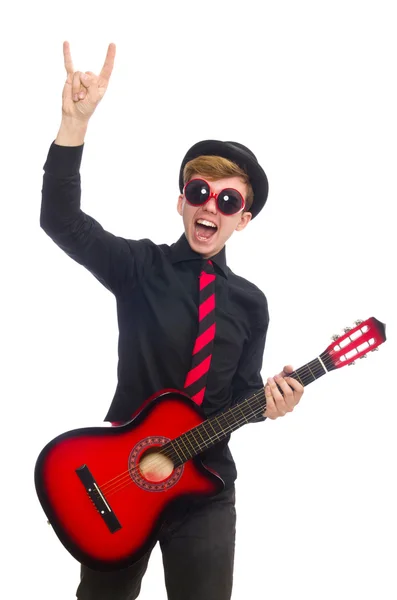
[204, 195, 218, 214]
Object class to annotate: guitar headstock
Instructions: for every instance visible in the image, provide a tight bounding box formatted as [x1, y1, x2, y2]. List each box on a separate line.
[322, 317, 386, 371]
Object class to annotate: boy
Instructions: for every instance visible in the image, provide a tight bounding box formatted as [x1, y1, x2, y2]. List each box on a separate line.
[40, 41, 304, 600]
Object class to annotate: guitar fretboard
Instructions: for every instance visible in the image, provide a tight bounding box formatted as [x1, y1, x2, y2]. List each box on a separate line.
[162, 355, 331, 466]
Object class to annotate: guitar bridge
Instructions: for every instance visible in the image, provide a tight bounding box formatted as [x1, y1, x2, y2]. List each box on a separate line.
[75, 465, 122, 533]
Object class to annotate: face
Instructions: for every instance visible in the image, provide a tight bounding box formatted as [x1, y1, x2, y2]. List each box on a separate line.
[177, 175, 252, 258]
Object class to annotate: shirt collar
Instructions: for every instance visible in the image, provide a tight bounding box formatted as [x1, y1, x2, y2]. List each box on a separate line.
[170, 234, 228, 279]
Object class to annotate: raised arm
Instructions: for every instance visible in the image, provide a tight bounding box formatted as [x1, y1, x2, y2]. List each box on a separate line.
[41, 42, 151, 295]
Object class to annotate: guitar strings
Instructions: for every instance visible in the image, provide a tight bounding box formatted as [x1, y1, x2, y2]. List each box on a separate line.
[100, 390, 268, 499]
[83, 328, 379, 501]
[95, 354, 335, 499]
[97, 355, 332, 497]
[98, 355, 333, 497]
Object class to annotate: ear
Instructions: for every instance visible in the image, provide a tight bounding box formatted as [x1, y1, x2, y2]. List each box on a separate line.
[235, 211, 252, 231]
[177, 194, 184, 216]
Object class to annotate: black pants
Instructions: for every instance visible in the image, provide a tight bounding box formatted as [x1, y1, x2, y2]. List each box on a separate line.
[76, 486, 236, 600]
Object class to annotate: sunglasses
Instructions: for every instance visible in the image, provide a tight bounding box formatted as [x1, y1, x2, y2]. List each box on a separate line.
[183, 178, 246, 216]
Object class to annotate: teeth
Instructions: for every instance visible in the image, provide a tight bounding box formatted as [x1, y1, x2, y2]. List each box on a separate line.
[197, 219, 217, 228]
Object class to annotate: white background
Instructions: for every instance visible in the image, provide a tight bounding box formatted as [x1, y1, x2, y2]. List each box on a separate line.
[1, 1, 396, 598]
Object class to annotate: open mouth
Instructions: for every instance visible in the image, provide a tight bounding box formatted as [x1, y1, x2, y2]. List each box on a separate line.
[194, 219, 218, 242]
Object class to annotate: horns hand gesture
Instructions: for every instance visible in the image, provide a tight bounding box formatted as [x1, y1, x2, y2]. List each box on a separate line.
[61, 41, 116, 122]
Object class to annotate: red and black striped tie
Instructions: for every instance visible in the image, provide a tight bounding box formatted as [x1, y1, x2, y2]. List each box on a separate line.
[184, 260, 216, 405]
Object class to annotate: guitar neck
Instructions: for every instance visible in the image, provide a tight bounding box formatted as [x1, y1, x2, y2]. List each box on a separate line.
[165, 355, 330, 466]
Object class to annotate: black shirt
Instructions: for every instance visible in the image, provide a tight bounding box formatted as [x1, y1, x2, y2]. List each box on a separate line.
[40, 142, 269, 488]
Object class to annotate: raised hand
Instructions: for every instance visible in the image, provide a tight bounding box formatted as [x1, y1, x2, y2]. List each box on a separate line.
[61, 41, 116, 122]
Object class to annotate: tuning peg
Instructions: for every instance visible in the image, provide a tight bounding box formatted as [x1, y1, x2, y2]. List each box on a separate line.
[344, 327, 352, 333]
[348, 361, 356, 366]
[371, 348, 379, 352]
[354, 319, 363, 326]
[331, 334, 340, 341]
[359, 355, 367, 359]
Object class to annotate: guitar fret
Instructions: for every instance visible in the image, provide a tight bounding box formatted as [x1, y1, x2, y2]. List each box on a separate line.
[249, 393, 266, 419]
[189, 427, 202, 451]
[224, 406, 242, 429]
[214, 416, 224, 437]
[306, 363, 316, 380]
[198, 421, 212, 448]
[236, 403, 249, 424]
[179, 434, 192, 458]
[312, 358, 326, 377]
[225, 411, 236, 427]
[181, 432, 196, 458]
[217, 413, 230, 434]
[194, 424, 206, 446]
[168, 440, 184, 464]
[173, 436, 188, 461]
[246, 400, 259, 420]
[294, 371, 304, 385]
[218, 413, 229, 430]
[206, 419, 220, 440]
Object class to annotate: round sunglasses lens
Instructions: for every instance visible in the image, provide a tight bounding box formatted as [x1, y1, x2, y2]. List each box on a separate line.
[185, 180, 209, 205]
[218, 189, 244, 215]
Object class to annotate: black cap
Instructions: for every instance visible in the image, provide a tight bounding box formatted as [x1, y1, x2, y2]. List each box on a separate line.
[179, 140, 269, 219]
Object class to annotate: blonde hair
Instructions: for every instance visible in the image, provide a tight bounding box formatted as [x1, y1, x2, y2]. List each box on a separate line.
[183, 155, 254, 211]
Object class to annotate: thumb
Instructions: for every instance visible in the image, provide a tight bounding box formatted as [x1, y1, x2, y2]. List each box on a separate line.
[283, 365, 294, 375]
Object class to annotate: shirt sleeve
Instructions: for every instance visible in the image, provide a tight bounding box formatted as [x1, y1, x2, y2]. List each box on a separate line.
[40, 142, 154, 295]
[231, 295, 269, 423]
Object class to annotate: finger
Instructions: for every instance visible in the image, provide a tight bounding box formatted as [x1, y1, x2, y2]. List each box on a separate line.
[100, 43, 116, 81]
[268, 377, 289, 415]
[72, 71, 83, 101]
[78, 72, 98, 102]
[79, 71, 97, 90]
[282, 365, 294, 375]
[275, 375, 297, 410]
[63, 41, 74, 76]
[264, 385, 277, 418]
[285, 376, 304, 395]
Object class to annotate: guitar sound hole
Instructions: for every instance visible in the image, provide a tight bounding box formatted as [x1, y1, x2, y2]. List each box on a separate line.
[139, 448, 175, 483]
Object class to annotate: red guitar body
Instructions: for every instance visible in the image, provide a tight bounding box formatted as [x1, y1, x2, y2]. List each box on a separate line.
[35, 390, 223, 572]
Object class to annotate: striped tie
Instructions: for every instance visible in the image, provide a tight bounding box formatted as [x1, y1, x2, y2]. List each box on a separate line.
[183, 260, 216, 405]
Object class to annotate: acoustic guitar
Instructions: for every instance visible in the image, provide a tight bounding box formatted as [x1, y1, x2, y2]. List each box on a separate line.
[35, 317, 386, 571]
